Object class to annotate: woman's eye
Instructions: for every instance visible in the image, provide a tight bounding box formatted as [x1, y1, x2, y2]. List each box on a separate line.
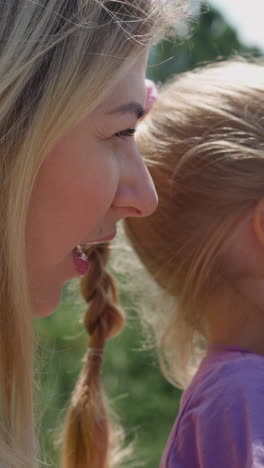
[114, 128, 136, 138]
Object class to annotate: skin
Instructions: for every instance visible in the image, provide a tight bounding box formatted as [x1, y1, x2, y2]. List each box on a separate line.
[26, 51, 158, 316]
[207, 199, 264, 355]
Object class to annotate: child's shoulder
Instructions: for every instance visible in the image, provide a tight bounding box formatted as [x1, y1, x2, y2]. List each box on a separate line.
[203, 348, 264, 385]
[183, 348, 264, 412]
[162, 350, 264, 468]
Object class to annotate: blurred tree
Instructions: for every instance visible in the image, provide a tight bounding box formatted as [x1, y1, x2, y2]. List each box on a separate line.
[148, 3, 262, 83]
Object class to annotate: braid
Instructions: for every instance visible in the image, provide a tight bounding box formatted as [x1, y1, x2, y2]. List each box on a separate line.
[61, 243, 125, 468]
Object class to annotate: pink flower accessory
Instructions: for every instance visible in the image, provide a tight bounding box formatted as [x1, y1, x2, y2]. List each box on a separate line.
[144, 79, 158, 115]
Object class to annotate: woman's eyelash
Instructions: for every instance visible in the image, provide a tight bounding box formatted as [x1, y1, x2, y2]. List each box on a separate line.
[114, 128, 136, 138]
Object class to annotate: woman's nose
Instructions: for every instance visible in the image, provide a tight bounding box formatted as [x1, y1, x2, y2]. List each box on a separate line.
[113, 148, 158, 218]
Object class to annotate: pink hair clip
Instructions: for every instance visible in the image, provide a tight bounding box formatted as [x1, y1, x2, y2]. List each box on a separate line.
[145, 79, 158, 115]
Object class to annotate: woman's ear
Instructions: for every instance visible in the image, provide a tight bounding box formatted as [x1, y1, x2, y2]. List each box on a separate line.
[252, 198, 264, 248]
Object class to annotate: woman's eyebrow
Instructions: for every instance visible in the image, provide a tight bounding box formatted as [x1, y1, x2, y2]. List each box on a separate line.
[108, 102, 144, 119]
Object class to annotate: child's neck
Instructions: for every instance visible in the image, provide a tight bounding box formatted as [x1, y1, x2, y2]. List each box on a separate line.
[207, 281, 264, 356]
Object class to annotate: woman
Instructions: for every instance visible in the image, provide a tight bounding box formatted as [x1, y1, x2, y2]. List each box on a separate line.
[0, 1, 184, 467]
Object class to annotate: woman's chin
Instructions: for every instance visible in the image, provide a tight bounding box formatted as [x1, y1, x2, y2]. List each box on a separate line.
[32, 288, 63, 318]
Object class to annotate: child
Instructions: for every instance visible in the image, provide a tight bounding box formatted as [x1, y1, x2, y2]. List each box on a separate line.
[124, 59, 264, 467]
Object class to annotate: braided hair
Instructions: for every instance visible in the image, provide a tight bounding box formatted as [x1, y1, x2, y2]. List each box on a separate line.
[62, 243, 125, 468]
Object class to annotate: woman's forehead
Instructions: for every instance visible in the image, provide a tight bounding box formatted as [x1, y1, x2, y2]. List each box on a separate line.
[99, 51, 149, 110]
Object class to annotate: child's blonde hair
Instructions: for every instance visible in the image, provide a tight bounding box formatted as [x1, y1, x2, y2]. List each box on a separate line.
[0, 1, 185, 466]
[125, 59, 264, 388]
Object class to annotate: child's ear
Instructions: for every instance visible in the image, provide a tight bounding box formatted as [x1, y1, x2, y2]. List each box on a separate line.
[252, 198, 264, 247]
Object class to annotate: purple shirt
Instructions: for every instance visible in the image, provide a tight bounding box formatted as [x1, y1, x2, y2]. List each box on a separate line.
[160, 348, 264, 467]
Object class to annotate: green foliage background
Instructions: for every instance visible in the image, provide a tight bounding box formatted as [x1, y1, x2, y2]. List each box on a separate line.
[35, 3, 263, 467]
[35, 287, 181, 467]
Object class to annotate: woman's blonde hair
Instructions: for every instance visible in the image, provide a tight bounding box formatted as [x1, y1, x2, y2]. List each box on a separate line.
[125, 59, 264, 388]
[0, 1, 185, 467]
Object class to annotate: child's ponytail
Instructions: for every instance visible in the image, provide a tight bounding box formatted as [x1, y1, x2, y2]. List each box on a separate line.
[61, 243, 125, 468]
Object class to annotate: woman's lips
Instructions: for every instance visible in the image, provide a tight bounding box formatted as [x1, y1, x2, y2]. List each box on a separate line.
[72, 232, 116, 276]
[85, 231, 116, 245]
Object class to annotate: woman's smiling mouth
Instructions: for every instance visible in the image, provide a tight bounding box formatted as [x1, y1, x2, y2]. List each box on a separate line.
[86, 230, 117, 244]
[72, 230, 116, 276]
